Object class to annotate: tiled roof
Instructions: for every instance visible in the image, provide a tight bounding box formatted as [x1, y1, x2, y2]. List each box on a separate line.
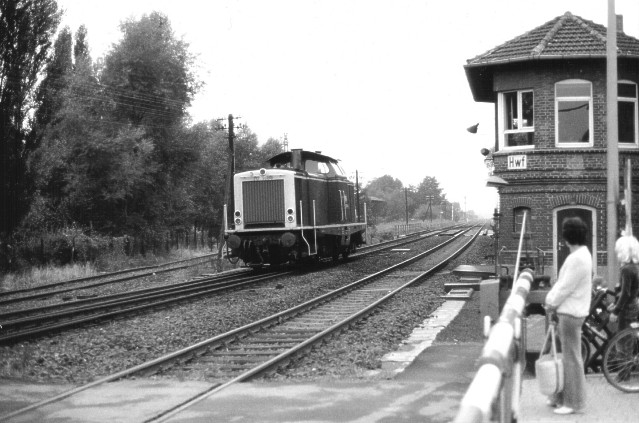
[467, 11, 639, 66]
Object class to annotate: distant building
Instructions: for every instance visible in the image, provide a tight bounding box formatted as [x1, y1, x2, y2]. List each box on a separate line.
[465, 12, 639, 277]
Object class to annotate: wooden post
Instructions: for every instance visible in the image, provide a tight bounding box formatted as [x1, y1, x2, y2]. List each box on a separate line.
[625, 158, 633, 236]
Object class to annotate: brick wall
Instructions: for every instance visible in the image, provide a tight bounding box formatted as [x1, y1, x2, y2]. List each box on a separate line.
[490, 59, 639, 275]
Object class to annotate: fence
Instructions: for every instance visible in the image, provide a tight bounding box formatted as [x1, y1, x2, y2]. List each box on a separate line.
[394, 223, 423, 238]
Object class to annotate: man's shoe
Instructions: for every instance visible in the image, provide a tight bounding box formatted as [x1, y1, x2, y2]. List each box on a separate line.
[553, 406, 575, 415]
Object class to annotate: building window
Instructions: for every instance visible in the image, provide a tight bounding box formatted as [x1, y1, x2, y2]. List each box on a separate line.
[513, 207, 531, 236]
[555, 80, 593, 146]
[619, 81, 638, 146]
[498, 90, 534, 149]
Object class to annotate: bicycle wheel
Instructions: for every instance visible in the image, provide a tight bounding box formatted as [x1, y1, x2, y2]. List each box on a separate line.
[602, 328, 639, 392]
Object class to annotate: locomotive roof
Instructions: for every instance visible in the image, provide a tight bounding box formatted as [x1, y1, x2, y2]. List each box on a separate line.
[267, 150, 339, 166]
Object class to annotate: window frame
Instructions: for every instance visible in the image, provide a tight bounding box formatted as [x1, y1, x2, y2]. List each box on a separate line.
[618, 80, 639, 148]
[497, 89, 535, 151]
[513, 206, 532, 236]
[555, 79, 594, 147]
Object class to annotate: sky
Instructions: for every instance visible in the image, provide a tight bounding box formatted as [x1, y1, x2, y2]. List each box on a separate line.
[55, 0, 639, 218]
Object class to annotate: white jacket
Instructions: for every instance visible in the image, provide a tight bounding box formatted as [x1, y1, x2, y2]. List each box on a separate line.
[545, 245, 592, 318]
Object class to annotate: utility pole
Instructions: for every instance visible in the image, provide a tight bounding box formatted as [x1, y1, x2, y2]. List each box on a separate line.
[426, 196, 434, 224]
[405, 187, 409, 225]
[217, 114, 236, 265]
[606, 0, 619, 289]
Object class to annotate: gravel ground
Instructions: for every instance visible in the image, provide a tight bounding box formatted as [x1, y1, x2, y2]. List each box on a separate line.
[265, 235, 489, 382]
[0, 233, 492, 384]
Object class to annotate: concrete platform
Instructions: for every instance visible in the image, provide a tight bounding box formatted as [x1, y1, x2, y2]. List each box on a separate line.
[519, 374, 638, 423]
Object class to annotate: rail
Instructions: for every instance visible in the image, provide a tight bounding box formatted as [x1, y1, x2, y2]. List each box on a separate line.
[454, 210, 531, 423]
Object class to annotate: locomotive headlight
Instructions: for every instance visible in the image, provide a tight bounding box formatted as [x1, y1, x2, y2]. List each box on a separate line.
[287, 208, 294, 215]
[235, 218, 242, 225]
[228, 235, 241, 249]
[259, 168, 266, 175]
[234, 210, 241, 217]
[281, 232, 296, 247]
[287, 215, 294, 223]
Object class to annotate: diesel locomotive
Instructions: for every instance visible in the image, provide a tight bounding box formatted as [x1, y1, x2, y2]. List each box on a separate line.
[224, 149, 367, 267]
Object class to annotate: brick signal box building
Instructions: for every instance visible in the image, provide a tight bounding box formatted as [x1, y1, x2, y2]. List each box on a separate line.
[465, 12, 639, 278]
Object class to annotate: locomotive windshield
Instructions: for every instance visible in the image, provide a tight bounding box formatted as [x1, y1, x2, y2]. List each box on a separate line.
[267, 149, 347, 177]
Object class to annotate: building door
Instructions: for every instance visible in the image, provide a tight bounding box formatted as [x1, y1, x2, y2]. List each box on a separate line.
[555, 207, 595, 274]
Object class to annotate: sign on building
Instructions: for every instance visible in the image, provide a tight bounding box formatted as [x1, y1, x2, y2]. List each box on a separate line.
[508, 155, 527, 170]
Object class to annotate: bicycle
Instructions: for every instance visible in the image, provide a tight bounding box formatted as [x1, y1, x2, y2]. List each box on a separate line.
[581, 287, 615, 373]
[583, 286, 639, 392]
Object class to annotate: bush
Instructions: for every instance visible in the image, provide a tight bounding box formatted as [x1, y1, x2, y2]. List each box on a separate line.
[1, 226, 113, 271]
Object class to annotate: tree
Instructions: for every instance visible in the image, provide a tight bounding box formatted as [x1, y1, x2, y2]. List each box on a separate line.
[30, 25, 72, 149]
[362, 175, 405, 221]
[25, 22, 164, 233]
[416, 176, 445, 207]
[0, 0, 61, 235]
[98, 12, 204, 233]
[365, 175, 404, 198]
[259, 137, 286, 163]
[101, 12, 200, 137]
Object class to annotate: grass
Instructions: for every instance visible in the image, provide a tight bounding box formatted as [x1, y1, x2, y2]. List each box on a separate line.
[0, 247, 218, 292]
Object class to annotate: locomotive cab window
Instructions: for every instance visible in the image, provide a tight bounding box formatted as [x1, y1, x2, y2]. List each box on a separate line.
[305, 160, 340, 177]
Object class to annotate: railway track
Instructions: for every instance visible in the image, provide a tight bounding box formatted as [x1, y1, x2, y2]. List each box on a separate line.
[0, 270, 287, 344]
[0, 226, 464, 344]
[0, 225, 452, 308]
[0, 253, 219, 306]
[0, 225, 481, 422]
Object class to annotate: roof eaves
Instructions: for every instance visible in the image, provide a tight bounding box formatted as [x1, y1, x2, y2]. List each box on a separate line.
[465, 53, 609, 68]
[465, 18, 558, 65]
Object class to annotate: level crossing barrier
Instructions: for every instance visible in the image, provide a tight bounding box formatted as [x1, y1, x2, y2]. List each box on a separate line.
[453, 268, 534, 423]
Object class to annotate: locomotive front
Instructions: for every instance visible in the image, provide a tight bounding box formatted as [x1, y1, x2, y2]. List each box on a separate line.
[227, 165, 301, 266]
[225, 149, 366, 267]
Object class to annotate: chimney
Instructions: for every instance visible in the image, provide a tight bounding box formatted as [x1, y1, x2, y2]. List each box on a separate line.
[617, 14, 624, 33]
[291, 149, 303, 170]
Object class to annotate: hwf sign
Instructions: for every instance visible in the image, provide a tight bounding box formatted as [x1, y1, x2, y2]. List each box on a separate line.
[508, 155, 527, 170]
